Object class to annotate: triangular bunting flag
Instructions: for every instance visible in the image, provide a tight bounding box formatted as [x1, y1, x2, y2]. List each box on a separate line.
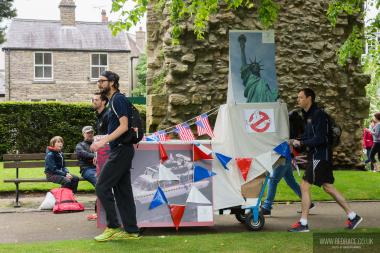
[273, 141, 292, 161]
[193, 165, 216, 182]
[235, 158, 253, 181]
[186, 186, 211, 204]
[256, 152, 273, 173]
[159, 143, 168, 162]
[169, 204, 186, 231]
[149, 187, 168, 210]
[145, 134, 159, 142]
[193, 143, 213, 161]
[215, 152, 232, 170]
[158, 164, 180, 181]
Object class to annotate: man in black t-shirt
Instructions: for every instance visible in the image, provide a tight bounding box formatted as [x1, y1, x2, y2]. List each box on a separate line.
[91, 71, 140, 242]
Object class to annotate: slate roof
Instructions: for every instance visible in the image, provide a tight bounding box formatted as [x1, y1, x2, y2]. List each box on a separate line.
[3, 19, 133, 52]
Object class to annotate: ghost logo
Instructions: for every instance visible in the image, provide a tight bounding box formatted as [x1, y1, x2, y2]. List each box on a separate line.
[248, 111, 271, 133]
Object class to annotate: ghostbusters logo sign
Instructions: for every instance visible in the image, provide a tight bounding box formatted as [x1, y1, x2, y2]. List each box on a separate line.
[245, 109, 276, 133]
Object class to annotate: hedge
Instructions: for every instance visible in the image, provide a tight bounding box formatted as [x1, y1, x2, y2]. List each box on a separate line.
[0, 102, 146, 157]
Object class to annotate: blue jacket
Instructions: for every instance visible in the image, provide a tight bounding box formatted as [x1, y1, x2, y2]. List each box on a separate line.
[300, 103, 332, 162]
[44, 147, 69, 176]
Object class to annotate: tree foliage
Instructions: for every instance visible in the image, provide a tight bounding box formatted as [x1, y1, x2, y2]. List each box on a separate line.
[0, 0, 16, 44]
[110, 0, 278, 44]
[110, 0, 378, 66]
[362, 1, 380, 124]
[131, 53, 147, 96]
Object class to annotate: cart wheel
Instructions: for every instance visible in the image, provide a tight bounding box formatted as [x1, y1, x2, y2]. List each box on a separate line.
[235, 212, 246, 224]
[245, 212, 265, 231]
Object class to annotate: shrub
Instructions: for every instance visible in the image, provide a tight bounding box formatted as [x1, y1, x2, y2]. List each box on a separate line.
[0, 102, 146, 157]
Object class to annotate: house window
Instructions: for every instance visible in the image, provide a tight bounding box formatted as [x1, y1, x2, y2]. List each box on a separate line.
[34, 52, 53, 80]
[91, 53, 108, 79]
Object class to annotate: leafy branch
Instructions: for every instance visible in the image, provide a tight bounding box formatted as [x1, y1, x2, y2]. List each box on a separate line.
[109, 0, 278, 44]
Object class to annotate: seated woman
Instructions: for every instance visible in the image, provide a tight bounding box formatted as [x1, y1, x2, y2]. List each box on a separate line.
[45, 136, 79, 193]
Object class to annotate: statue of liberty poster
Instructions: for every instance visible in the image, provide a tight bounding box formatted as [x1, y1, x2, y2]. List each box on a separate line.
[228, 30, 278, 104]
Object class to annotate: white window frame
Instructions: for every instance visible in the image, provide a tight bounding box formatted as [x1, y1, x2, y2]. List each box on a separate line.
[90, 53, 108, 81]
[34, 52, 53, 80]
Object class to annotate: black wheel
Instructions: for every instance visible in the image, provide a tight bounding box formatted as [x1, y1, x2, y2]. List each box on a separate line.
[245, 211, 265, 231]
[235, 212, 246, 224]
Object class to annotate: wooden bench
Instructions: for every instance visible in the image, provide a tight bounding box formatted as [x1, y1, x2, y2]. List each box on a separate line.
[3, 153, 85, 207]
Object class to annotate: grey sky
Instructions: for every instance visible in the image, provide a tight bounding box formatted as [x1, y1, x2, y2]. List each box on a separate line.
[0, 0, 146, 70]
[10, 0, 146, 30]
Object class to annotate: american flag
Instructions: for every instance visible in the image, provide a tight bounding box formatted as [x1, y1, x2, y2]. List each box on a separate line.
[195, 113, 215, 138]
[154, 130, 169, 141]
[175, 122, 195, 141]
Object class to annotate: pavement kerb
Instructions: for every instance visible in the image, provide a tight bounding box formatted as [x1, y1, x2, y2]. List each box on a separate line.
[1, 195, 379, 214]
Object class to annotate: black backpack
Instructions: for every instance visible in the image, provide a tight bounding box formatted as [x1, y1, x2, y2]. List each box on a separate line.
[322, 109, 342, 148]
[111, 94, 144, 144]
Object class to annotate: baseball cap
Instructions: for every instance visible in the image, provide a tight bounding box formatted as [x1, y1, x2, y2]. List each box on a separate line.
[82, 126, 94, 134]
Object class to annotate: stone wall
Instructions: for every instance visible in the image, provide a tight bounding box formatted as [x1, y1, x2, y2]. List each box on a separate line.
[4, 50, 130, 102]
[146, 0, 370, 167]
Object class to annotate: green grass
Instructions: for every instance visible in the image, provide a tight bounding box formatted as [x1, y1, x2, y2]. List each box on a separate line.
[0, 162, 94, 193]
[0, 228, 379, 253]
[1, 162, 380, 201]
[274, 170, 380, 201]
[0, 231, 311, 253]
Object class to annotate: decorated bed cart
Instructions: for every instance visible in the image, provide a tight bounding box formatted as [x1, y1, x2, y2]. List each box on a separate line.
[96, 102, 291, 232]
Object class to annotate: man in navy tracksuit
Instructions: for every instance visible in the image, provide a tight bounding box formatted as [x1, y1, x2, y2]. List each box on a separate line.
[288, 88, 362, 232]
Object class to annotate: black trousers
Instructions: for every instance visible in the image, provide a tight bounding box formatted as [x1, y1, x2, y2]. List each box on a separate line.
[96, 144, 138, 233]
[369, 142, 380, 164]
[46, 173, 79, 193]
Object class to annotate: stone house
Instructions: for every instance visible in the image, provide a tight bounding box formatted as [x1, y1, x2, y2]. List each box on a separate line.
[1, 0, 145, 102]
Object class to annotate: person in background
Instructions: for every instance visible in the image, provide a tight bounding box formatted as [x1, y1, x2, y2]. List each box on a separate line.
[369, 112, 380, 172]
[76, 126, 98, 220]
[75, 126, 97, 187]
[362, 120, 374, 170]
[92, 92, 109, 135]
[45, 136, 79, 193]
[261, 109, 315, 216]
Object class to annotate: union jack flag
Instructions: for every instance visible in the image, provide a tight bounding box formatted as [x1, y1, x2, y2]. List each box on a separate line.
[195, 113, 215, 138]
[154, 130, 169, 141]
[175, 122, 195, 141]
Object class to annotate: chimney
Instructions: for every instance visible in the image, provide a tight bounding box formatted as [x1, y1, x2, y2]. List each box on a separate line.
[101, 9, 108, 23]
[59, 0, 76, 26]
[135, 27, 146, 50]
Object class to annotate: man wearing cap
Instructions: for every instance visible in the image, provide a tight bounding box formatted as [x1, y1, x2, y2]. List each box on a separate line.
[75, 126, 97, 186]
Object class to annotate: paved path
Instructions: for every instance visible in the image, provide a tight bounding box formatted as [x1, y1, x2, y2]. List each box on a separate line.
[0, 194, 379, 243]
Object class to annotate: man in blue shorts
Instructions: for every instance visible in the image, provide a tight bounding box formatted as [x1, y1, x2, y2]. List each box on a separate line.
[288, 88, 362, 232]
